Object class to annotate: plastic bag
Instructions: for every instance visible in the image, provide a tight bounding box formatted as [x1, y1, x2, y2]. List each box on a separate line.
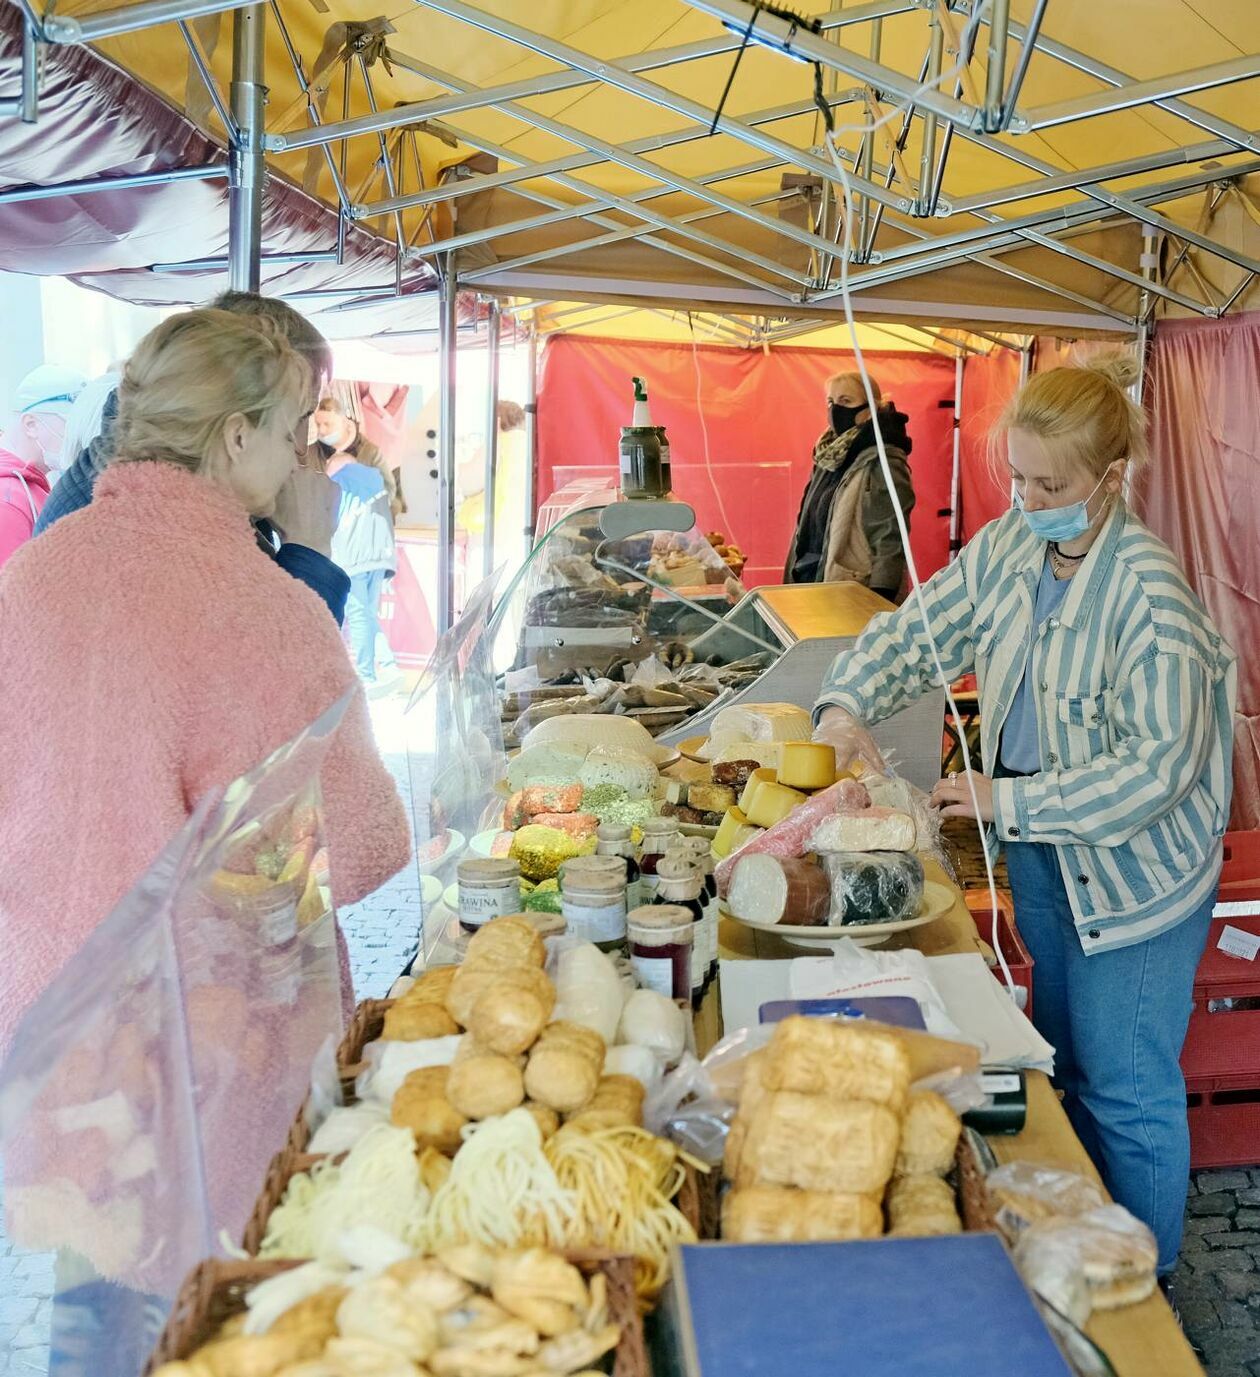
[864, 775, 955, 880]
[823, 851, 924, 926]
[355, 1034, 462, 1105]
[1014, 1205, 1158, 1325]
[985, 1162, 1107, 1242]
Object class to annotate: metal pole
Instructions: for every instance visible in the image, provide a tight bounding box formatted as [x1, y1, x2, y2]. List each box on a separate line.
[917, 10, 944, 216]
[482, 301, 501, 581]
[856, 17, 881, 259]
[180, 20, 236, 136]
[227, 4, 266, 293]
[982, 0, 1010, 133]
[1019, 342, 1032, 385]
[0, 163, 226, 205]
[43, 0, 258, 43]
[999, 0, 1046, 128]
[523, 327, 538, 551]
[20, 14, 38, 123]
[438, 262, 458, 633]
[949, 354, 963, 556]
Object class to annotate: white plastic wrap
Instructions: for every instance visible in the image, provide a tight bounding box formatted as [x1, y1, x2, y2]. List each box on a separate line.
[617, 989, 688, 1066]
[550, 942, 627, 1045]
[823, 852, 925, 926]
[308, 1102, 392, 1156]
[355, 1034, 462, 1105]
[986, 1162, 1107, 1242]
[1014, 1205, 1158, 1323]
[604, 1043, 664, 1092]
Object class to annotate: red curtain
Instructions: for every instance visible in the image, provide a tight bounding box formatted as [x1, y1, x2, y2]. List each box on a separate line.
[1136, 312, 1260, 829]
[958, 349, 1022, 542]
[536, 335, 958, 587]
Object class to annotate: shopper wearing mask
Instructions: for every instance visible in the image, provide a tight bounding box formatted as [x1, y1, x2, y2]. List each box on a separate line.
[315, 394, 402, 520]
[784, 371, 915, 599]
[0, 364, 85, 569]
[814, 355, 1235, 1286]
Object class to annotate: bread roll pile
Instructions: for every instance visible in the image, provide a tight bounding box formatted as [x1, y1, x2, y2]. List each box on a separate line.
[722, 1017, 963, 1244]
[388, 918, 644, 1160]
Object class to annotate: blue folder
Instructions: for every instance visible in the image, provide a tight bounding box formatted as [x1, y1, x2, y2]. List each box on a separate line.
[757, 995, 928, 1030]
[655, 1235, 1073, 1377]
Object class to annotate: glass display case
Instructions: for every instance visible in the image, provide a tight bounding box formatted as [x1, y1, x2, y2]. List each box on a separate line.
[486, 484, 949, 794]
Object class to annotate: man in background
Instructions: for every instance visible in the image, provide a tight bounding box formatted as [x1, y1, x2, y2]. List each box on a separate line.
[315, 395, 403, 520]
[0, 364, 85, 570]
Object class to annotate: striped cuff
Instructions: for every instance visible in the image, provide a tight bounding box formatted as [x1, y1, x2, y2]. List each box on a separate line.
[991, 777, 1029, 843]
[812, 692, 866, 728]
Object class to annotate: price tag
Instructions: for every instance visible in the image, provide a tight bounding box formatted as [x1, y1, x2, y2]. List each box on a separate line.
[1211, 925, 1260, 958]
[981, 1073, 1022, 1096]
[1216, 924, 1260, 962]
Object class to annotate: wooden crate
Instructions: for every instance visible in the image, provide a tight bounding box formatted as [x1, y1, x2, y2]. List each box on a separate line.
[145, 1254, 649, 1377]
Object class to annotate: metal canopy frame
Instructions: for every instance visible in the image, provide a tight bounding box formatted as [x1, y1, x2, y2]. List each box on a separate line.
[3, 0, 1257, 337]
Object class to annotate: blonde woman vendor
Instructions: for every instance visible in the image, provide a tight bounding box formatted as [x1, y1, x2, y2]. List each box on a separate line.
[815, 355, 1236, 1285]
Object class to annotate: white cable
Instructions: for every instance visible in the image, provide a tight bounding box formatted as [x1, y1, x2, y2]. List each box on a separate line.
[686, 311, 741, 545]
[817, 2, 1016, 997]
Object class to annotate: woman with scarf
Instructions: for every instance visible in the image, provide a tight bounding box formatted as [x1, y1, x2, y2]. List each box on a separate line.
[784, 371, 915, 600]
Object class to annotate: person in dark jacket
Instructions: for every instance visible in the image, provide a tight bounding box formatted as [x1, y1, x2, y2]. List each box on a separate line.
[33, 293, 350, 626]
[784, 372, 915, 601]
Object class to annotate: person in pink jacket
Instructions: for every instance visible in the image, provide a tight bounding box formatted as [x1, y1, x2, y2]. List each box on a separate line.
[0, 308, 410, 1049]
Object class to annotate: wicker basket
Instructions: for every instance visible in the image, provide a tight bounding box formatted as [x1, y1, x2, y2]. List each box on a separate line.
[335, 995, 394, 1071]
[145, 1254, 648, 1377]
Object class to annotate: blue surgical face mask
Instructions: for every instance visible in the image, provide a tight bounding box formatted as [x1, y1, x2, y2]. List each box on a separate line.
[1013, 473, 1110, 542]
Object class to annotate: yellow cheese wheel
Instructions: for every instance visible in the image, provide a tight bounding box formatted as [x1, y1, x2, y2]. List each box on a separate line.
[746, 780, 808, 829]
[777, 742, 838, 791]
[738, 768, 779, 816]
[713, 807, 764, 859]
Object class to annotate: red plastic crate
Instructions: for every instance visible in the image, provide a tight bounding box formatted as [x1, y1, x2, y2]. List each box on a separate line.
[964, 889, 1034, 1018]
[1221, 830, 1260, 894]
[1187, 1075, 1260, 1170]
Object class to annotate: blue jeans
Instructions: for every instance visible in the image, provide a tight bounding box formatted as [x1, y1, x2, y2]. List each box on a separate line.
[344, 569, 396, 682]
[1006, 842, 1213, 1273]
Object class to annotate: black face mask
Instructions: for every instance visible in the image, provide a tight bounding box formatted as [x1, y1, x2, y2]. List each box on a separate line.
[829, 401, 861, 435]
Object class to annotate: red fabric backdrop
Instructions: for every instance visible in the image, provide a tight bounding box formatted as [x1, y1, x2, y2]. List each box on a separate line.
[958, 349, 1022, 541]
[536, 335, 959, 587]
[1137, 312, 1260, 830]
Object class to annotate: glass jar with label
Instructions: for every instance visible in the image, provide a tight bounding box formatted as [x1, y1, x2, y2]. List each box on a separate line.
[596, 822, 642, 908]
[456, 858, 522, 935]
[637, 818, 680, 900]
[652, 856, 705, 1008]
[683, 837, 720, 990]
[559, 855, 628, 953]
[627, 903, 694, 1003]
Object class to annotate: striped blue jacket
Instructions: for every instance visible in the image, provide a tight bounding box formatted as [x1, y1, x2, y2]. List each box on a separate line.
[817, 504, 1237, 954]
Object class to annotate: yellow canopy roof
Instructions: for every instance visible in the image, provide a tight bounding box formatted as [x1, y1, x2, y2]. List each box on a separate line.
[24, 0, 1260, 336]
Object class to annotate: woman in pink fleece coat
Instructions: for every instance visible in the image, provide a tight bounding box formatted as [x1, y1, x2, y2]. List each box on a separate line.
[0, 309, 410, 1048]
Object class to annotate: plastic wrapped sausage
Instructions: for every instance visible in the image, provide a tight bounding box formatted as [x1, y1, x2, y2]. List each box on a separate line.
[714, 777, 871, 896]
[824, 851, 925, 926]
[727, 854, 832, 926]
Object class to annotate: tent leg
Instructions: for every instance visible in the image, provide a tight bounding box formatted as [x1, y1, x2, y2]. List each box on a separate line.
[949, 354, 963, 556]
[228, 3, 266, 292]
[482, 300, 501, 581]
[438, 261, 458, 633]
[523, 326, 538, 550]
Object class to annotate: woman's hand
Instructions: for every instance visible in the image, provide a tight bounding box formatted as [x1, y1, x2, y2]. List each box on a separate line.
[930, 771, 995, 822]
[814, 706, 888, 775]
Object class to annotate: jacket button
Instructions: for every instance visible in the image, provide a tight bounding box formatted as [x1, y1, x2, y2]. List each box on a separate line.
[1088, 929, 1101, 940]
[1008, 827, 1020, 838]
[1078, 874, 1089, 885]
[1048, 752, 1058, 765]
[1040, 682, 1048, 692]
[1048, 618, 1059, 630]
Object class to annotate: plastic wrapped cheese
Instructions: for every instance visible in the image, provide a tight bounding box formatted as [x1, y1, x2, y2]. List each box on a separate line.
[521, 713, 663, 759]
[715, 777, 873, 896]
[618, 989, 688, 1065]
[809, 807, 917, 854]
[604, 1042, 664, 1091]
[727, 854, 832, 926]
[711, 702, 813, 744]
[824, 851, 925, 926]
[506, 743, 588, 791]
[551, 942, 627, 1045]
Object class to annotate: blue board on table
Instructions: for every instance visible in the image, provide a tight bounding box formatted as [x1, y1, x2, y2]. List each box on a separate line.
[757, 995, 927, 1030]
[654, 1234, 1072, 1377]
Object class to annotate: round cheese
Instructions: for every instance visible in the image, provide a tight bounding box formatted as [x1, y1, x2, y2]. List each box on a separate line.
[738, 767, 778, 817]
[713, 807, 763, 859]
[777, 742, 837, 791]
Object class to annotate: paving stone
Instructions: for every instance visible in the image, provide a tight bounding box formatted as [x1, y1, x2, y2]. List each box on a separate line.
[1191, 1192, 1241, 1217]
[1187, 1215, 1234, 1235]
[1217, 1299, 1256, 1329]
[1207, 1232, 1260, 1250]
[1221, 1271, 1260, 1302]
[1203, 1330, 1260, 1371]
[1195, 1248, 1257, 1276]
[1239, 1210, 1260, 1230]
[1201, 1171, 1254, 1194]
[1240, 1190, 1260, 1208]
[1182, 1231, 1209, 1253]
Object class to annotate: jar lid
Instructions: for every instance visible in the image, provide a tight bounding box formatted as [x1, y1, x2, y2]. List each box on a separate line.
[641, 817, 680, 837]
[597, 822, 632, 842]
[627, 903, 694, 931]
[562, 869, 627, 897]
[656, 856, 698, 882]
[458, 858, 520, 884]
[561, 855, 626, 884]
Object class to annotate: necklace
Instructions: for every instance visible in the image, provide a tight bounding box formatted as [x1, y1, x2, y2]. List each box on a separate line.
[1049, 542, 1086, 578]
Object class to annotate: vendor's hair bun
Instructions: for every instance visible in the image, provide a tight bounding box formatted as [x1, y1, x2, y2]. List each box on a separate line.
[1081, 349, 1142, 392]
[995, 348, 1148, 477]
